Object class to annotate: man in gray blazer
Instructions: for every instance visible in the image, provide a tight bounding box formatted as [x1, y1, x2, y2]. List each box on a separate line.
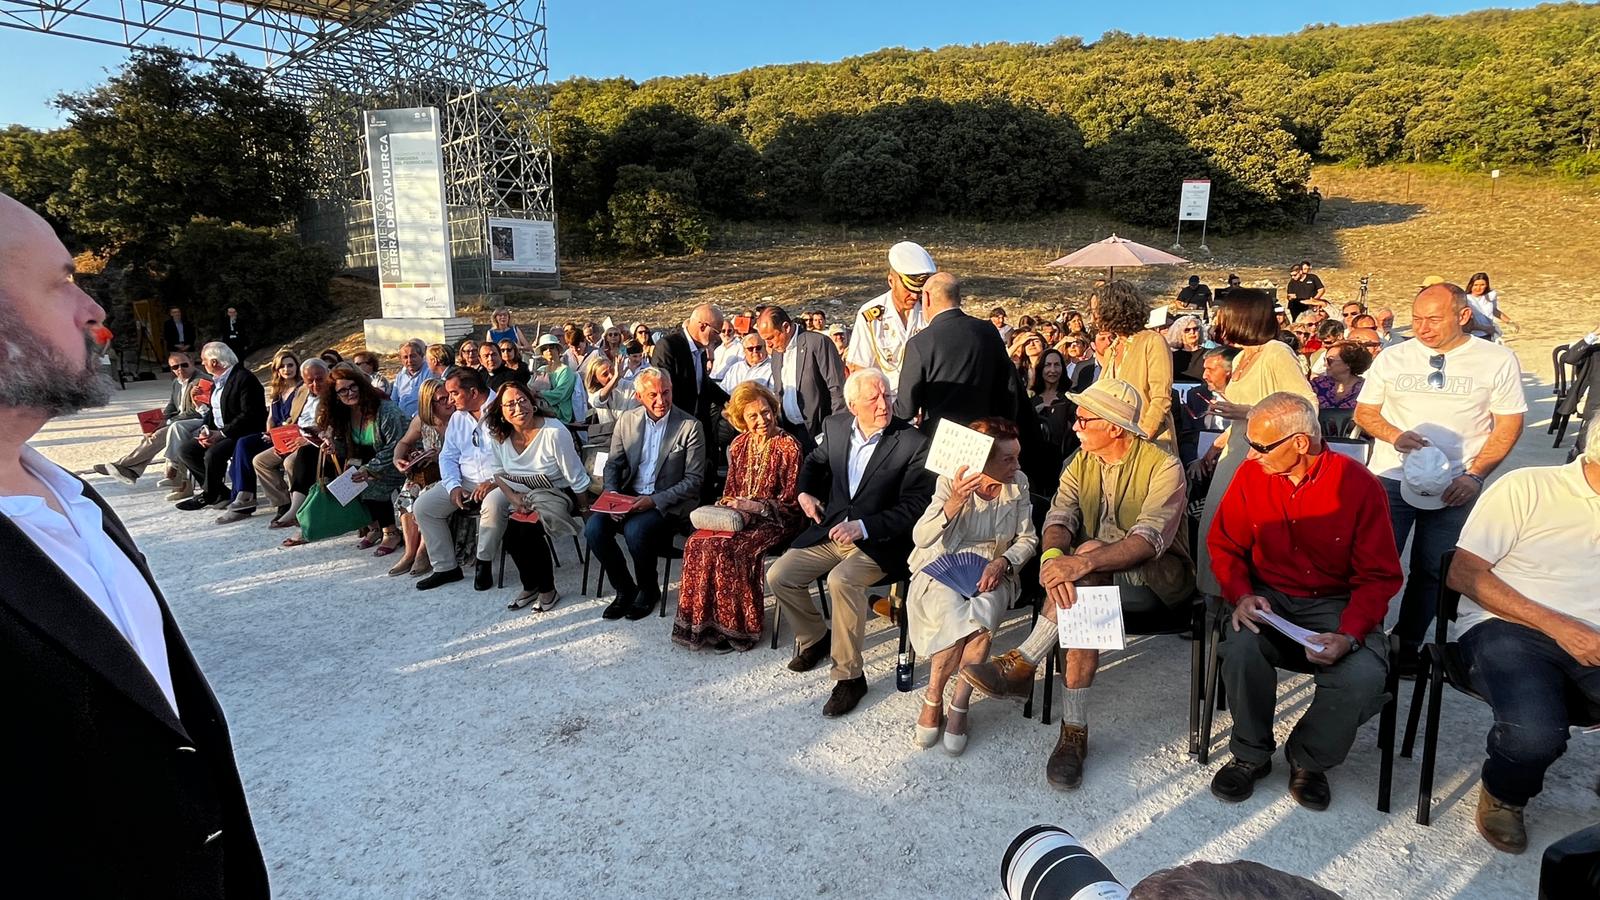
[93, 350, 209, 485]
[758, 305, 845, 442]
[585, 367, 707, 620]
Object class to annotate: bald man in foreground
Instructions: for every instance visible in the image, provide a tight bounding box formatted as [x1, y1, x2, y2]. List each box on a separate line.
[0, 194, 268, 896]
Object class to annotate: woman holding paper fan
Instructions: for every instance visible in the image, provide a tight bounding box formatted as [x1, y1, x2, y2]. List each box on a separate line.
[907, 417, 1038, 755]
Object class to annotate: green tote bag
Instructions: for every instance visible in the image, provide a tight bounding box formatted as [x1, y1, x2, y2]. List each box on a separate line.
[295, 448, 370, 542]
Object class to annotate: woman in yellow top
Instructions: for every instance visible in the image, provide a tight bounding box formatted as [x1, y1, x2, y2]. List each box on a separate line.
[1190, 289, 1317, 596]
[1092, 281, 1177, 454]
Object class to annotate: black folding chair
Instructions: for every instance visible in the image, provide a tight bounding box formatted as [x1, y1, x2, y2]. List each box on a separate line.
[1199, 600, 1401, 812]
[1550, 344, 1575, 447]
[1026, 596, 1208, 758]
[1400, 550, 1600, 825]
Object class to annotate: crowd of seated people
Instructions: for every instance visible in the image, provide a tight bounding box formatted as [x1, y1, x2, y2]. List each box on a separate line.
[94, 260, 1596, 856]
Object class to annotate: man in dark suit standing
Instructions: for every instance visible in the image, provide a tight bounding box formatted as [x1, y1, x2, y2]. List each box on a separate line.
[769, 368, 936, 717]
[758, 305, 846, 443]
[219, 305, 247, 358]
[175, 341, 267, 511]
[651, 302, 728, 430]
[895, 273, 1029, 432]
[162, 305, 194, 353]
[0, 193, 268, 897]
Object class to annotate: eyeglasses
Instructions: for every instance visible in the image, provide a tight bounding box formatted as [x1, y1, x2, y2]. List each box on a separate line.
[1428, 354, 1446, 389]
[335, 384, 360, 397]
[1072, 414, 1106, 430]
[1359, 341, 1382, 349]
[1182, 327, 1200, 333]
[1247, 432, 1302, 454]
[501, 397, 532, 409]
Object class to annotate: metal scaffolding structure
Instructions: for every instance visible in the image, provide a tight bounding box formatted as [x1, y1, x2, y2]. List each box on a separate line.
[0, 0, 557, 291]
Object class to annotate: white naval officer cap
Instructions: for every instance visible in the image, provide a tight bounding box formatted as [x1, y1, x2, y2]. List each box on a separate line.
[887, 241, 937, 276]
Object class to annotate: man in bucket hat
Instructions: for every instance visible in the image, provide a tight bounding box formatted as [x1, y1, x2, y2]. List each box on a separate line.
[959, 378, 1194, 791]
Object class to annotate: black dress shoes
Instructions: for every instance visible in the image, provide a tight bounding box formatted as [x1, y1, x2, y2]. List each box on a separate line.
[1289, 763, 1332, 811]
[1210, 757, 1272, 803]
[417, 567, 463, 591]
[473, 560, 493, 591]
[787, 631, 832, 672]
[174, 495, 214, 511]
[821, 676, 868, 718]
[624, 592, 658, 621]
[602, 591, 636, 620]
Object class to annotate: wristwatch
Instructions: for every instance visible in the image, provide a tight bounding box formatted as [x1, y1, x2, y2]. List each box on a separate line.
[1341, 633, 1361, 655]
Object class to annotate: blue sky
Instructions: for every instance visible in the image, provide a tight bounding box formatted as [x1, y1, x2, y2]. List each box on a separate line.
[0, 0, 1549, 128]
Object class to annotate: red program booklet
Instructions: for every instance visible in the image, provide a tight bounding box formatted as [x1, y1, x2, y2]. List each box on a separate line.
[136, 409, 165, 434]
[269, 425, 303, 455]
[192, 380, 214, 406]
[590, 490, 636, 515]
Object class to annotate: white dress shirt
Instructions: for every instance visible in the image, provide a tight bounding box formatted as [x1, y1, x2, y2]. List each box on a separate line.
[710, 341, 744, 382]
[780, 337, 804, 424]
[634, 411, 670, 495]
[683, 325, 705, 390]
[843, 422, 882, 538]
[296, 394, 322, 429]
[438, 392, 498, 491]
[2, 447, 177, 711]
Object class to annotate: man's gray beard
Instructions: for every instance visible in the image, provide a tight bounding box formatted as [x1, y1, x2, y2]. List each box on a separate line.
[0, 312, 114, 416]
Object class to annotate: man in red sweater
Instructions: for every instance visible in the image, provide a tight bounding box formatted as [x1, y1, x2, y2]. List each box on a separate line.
[1207, 392, 1402, 810]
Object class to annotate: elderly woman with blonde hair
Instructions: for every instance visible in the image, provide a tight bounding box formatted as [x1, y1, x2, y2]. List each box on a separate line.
[672, 382, 804, 652]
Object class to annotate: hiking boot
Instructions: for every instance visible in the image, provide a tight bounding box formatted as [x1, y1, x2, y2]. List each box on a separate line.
[1476, 787, 1527, 854]
[959, 650, 1037, 702]
[1045, 723, 1087, 790]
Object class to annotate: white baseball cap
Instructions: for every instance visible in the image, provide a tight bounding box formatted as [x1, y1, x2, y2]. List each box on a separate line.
[1400, 446, 1456, 510]
[887, 241, 937, 276]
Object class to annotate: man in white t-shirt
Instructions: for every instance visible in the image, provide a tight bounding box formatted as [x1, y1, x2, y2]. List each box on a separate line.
[1447, 417, 1600, 854]
[1354, 282, 1526, 668]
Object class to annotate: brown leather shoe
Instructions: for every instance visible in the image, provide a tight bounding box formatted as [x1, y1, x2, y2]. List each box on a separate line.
[1288, 764, 1331, 811]
[1046, 723, 1088, 790]
[787, 631, 832, 672]
[1476, 787, 1528, 854]
[821, 676, 868, 718]
[959, 650, 1037, 702]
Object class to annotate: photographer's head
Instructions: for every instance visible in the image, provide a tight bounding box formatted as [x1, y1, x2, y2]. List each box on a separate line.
[0, 193, 113, 421]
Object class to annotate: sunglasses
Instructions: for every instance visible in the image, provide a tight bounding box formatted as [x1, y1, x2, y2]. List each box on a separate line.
[1247, 432, 1302, 454]
[1428, 354, 1446, 389]
[169, 363, 192, 371]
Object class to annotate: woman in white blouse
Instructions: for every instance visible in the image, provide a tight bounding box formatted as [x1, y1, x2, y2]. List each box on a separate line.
[483, 380, 591, 611]
[906, 417, 1038, 756]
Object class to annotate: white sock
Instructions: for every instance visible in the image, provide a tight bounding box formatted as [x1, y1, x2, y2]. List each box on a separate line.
[1016, 618, 1060, 665]
[1061, 687, 1089, 727]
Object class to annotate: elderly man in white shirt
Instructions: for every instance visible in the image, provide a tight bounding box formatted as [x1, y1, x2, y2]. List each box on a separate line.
[1446, 416, 1600, 855]
[715, 333, 774, 391]
[413, 366, 508, 591]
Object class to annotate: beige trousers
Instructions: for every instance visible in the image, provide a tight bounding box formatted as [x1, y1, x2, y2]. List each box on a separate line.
[413, 480, 510, 567]
[252, 447, 292, 508]
[768, 541, 888, 681]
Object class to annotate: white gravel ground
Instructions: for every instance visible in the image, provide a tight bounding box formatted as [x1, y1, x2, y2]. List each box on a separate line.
[33, 370, 1598, 899]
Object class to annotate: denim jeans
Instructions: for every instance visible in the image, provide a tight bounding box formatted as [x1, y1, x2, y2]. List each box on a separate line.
[1457, 619, 1600, 805]
[1381, 477, 1475, 647]
[584, 507, 670, 601]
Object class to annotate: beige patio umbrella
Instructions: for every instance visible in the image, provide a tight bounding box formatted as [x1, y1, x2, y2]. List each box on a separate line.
[1046, 234, 1188, 281]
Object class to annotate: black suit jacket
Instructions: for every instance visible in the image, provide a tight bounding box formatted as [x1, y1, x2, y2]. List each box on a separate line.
[895, 308, 1028, 429]
[793, 414, 935, 573]
[162, 318, 194, 351]
[0, 477, 268, 897]
[652, 328, 728, 425]
[770, 328, 846, 436]
[219, 315, 246, 355]
[202, 367, 268, 440]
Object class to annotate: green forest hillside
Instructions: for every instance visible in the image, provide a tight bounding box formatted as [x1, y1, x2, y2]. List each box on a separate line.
[539, 3, 1600, 253]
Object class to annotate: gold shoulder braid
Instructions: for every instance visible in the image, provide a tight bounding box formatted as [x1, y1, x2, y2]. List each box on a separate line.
[863, 304, 884, 322]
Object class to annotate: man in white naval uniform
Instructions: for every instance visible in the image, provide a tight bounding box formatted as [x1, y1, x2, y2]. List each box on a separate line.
[844, 240, 936, 399]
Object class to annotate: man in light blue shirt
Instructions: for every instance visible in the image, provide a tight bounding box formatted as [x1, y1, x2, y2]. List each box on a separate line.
[390, 339, 428, 416]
